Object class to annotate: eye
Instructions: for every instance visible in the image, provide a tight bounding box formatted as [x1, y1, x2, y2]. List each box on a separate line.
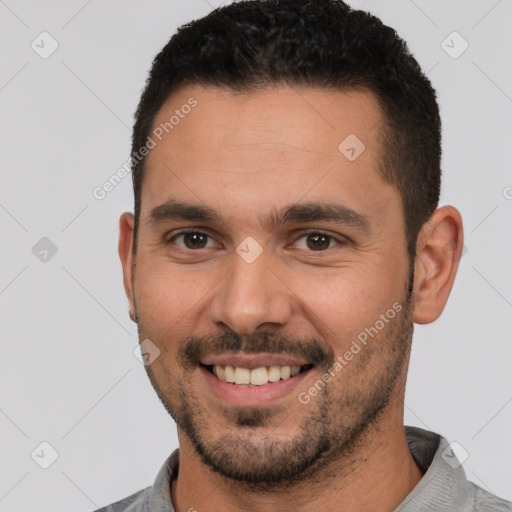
[168, 230, 217, 250]
[293, 231, 343, 251]
[167, 229, 344, 253]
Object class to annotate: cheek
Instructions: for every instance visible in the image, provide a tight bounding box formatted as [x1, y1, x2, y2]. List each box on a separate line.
[134, 261, 218, 316]
[291, 265, 404, 347]
[133, 261, 219, 343]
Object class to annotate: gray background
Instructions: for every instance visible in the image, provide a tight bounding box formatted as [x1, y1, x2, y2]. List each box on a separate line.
[1, 0, 511, 510]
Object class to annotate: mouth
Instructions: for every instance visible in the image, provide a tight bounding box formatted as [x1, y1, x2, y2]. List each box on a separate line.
[202, 363, 314, 386]
[198, 353, 315, 406]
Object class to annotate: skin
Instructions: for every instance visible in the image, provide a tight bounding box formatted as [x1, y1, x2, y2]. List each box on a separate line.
[118, 84, 464, 512]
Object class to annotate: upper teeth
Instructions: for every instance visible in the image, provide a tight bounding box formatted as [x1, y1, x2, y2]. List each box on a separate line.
[213, 365, 302, 386]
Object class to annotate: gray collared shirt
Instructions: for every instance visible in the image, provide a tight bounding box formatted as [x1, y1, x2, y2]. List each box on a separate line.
[93, 426, 512, 511]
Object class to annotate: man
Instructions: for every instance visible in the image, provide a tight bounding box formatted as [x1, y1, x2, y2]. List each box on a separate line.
[95, 0, 512, 510]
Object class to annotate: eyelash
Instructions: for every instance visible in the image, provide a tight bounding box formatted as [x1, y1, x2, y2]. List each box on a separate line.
[166, 228, 346, 252]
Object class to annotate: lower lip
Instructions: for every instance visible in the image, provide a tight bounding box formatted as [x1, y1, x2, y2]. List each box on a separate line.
[199, 365, 313, 407]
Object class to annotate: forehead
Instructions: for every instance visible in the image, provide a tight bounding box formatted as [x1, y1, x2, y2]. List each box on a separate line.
[140, 84, 399, 230]
[149, 83, 383, 162]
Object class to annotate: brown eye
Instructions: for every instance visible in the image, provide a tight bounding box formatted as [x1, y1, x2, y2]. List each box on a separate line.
[306, 233, 331, 250]
[293, 231, 343, 251]
[182, 232, 208, 249]
[169, 231, 215, 250]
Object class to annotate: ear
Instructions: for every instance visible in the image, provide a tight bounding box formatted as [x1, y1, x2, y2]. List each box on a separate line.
[118, 212, 137, 322]
[412, 205, 464, 324]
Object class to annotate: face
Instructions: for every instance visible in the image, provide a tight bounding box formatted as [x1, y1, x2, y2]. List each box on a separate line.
[125, 85, 415, 486]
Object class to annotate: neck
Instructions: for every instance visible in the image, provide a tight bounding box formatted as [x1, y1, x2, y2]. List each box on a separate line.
[171, 416, 423, 512]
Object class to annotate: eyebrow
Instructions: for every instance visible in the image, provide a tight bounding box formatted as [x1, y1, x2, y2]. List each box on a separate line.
[148, 199, 371, 233]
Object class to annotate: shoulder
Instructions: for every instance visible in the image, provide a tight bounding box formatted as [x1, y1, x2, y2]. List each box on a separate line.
[469, 482, 512, 512]
[402, 426, 512, 511]
[92, 486, 150, 512]
[91, 449, 179, 512]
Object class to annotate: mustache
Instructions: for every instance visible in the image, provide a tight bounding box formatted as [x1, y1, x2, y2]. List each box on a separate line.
[178, 330, 334, 370]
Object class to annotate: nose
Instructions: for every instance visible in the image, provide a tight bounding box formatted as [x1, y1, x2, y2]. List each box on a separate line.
[207, 250, 294, 336]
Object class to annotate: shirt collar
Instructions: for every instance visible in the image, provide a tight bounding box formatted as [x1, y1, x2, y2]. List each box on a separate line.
[396, 426, 473, 511]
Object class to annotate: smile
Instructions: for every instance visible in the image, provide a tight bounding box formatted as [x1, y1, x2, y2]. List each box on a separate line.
[199, 353, 316, 406]
[204, 364, 314, 386]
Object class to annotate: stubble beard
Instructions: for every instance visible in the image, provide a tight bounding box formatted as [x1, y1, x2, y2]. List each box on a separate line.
[141, 269, 415, 490]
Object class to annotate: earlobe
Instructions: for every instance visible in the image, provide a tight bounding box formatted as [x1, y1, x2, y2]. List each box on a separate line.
[412, 206, 464, 325]
[118, 212, 137, 322]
